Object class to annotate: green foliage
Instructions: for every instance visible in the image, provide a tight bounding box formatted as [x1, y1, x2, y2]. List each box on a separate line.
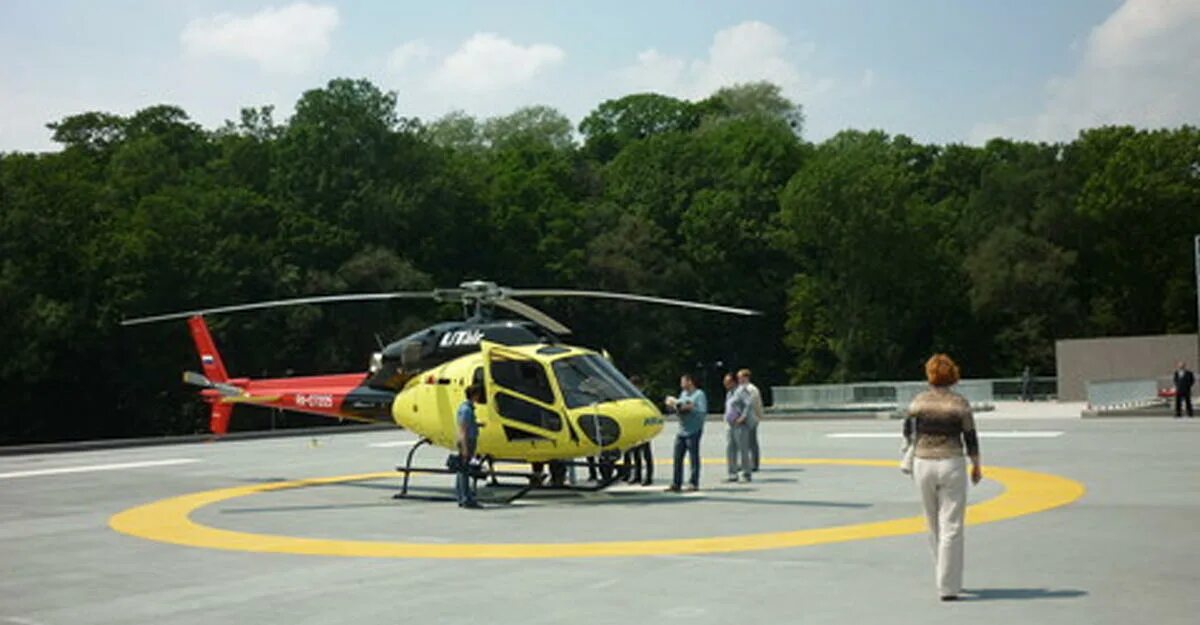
[774, 131, 954, 381]
[483, 105, 574, 151]
[1, 79, 1195, 443]
[699, 82, 804, 135]
[964, 227, 1078, 372]
[579, 93, 700, 161]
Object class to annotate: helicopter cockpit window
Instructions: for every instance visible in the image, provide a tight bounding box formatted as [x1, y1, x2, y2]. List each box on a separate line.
[552, 354, 643, 409]
[489, 357, 555, 405]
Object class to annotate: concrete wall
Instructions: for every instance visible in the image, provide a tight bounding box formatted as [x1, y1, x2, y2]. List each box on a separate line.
[1055, 334, 1198, 401]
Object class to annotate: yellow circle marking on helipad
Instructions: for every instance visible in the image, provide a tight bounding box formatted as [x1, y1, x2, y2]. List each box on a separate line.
[109, 459, 1084, 559]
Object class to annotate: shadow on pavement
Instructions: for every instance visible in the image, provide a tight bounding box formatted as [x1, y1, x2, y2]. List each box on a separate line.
[963, 588, 1088, 601]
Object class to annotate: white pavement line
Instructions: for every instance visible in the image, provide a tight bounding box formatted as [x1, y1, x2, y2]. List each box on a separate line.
[826, 431, 1064, 439]
[367, 440, 418, 448]
[0, 458, 201, 480]
[980, 431, 1064, 438]
[3, 617, 48, 625]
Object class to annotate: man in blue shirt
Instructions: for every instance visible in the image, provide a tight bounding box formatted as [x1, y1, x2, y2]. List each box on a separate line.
[455, 384, 483, 509]
[666, 373, 707, 492]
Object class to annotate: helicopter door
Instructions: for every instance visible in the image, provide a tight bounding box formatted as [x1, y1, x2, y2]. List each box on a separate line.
[481, 342, 563, 447]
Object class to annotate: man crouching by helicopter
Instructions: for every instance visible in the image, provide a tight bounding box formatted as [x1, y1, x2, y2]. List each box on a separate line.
[455, 384, 484, 509]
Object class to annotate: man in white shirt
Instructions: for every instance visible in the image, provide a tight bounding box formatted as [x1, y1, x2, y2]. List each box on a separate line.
[738, 368, 765, 471]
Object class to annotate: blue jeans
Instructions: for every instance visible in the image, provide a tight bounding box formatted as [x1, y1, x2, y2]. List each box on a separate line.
[672, 432, 702, 488]
[726, 424, 752, 478]
[455, 454, 476, 505]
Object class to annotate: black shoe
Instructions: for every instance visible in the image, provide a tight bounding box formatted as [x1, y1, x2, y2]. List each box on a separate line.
[642, 479, 653, 486]
[664, 484, 681, 492]
[461, 501, 482, 509]
[940, 595, 958, 602]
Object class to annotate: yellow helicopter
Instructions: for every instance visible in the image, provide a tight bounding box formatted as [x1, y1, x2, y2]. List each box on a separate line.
[123, 280, 758, 500]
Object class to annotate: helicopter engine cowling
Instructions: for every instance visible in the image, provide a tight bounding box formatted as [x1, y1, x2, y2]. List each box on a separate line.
[365, 320, 558, 391]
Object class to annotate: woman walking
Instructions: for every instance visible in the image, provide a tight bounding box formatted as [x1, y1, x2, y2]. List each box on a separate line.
[904, 354, 983, 601]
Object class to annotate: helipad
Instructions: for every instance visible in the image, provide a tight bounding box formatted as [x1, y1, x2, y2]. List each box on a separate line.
[2, 417, 1198, 625]
[108, 459, 1083, 559]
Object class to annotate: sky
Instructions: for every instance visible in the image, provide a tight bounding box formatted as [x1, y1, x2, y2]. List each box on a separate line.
[2, 0, 1198, 153]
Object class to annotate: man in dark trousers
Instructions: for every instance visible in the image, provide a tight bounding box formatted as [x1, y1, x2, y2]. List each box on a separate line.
[623, 375, 653, 485]
[1173, 362, 1194, 418]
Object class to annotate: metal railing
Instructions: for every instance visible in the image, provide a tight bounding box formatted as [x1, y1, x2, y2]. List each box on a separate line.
[1085, 378, 1165, 411]
[770, 378, 1003, 413]
[990, 376, 1058, 401]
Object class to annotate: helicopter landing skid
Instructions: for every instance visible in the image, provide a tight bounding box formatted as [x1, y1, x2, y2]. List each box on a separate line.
[393, 439, 631, 504]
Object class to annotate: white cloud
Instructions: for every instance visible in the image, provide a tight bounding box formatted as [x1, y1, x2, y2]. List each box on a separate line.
[621, 49, 686, 90]
[388, 40, 432, 73]
[618, 21, 830, 101]
[180, 3, 339, 75]
[430, 33, 565, 93]
[971, 0, 1200, 143]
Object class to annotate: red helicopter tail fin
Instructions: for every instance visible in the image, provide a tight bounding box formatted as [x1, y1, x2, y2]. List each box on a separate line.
[187, 315, 231, 383]
[209, 403, 233, 436]
[186, 315, 236, 436]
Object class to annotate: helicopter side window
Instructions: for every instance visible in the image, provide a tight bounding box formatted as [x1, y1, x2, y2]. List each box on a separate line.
[489, 357, 555, 405]
[496, 394, 562, 432]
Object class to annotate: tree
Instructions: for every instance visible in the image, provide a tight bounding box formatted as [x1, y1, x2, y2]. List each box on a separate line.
[273, 78, 401, 229]
[47, 111, 127, 154]
[774, 131, 958, 381]
[6, 77, 1199, 445]
[699, 82, 804, 135]
[964, 227, 1078, 372]
[483, 105, 574, 151]
[1071, 126, 1200, 335]
[426, 110, 486, 152]
[579, 93, 700, 161]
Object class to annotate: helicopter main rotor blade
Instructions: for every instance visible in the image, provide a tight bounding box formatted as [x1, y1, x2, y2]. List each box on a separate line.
[504, 289, 761, 316]
[494, 299, 573, 335]
[121, 292, 437, 326]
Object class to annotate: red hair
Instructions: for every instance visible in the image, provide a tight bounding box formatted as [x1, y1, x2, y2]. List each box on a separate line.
[925, 354, 960, 387]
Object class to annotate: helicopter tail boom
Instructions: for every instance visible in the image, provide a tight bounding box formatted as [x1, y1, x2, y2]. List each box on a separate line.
[181, 315, 395, 434]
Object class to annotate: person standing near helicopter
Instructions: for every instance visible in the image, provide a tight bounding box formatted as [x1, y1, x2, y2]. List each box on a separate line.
[666, 373, 707, 492]
[737, 368, 765, 472]
[724, 373, 754, 482]
[455, 384, 484, 509]
[623, 375, 654, 485]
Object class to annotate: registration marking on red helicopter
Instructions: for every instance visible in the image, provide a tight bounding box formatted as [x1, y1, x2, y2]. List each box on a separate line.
[109, 459, 1083, 559]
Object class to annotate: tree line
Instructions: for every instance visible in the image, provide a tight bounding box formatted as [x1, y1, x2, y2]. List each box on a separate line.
[2, 78, 1198, 443]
